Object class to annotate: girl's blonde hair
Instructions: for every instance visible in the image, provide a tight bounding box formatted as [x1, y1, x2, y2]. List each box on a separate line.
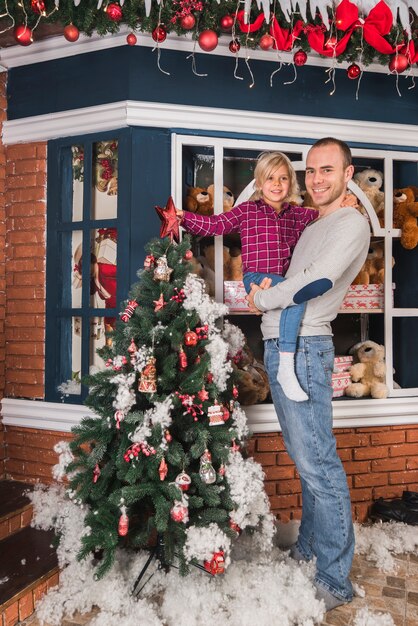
[250, 151, 300, 203]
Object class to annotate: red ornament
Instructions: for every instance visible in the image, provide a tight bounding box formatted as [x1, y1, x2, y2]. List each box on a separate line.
[184, 250, 193, 261]
[222, 406, 230, 422]
[232, 385, 239, 398]
[165, 430, 172, 442]
[31, 0, 45, 14]
[120, 300, 138, 322]
[207, 372, 214, 384]
[229, 519, 241, 534]
[152, 26, 167, 43]
[179, 347, 188, 371]
[259, 34, 274, 50]
[159, 458, 168, 481]
[93, 464, 101, 483]
[293, 50, 307, 66]
[127, 33, 137, 46]
[184, 330, 198, 346]
[144, 254, 155, 269]
[347, 63, 361, 79]
[155, 197, 180, 242]
[118, 511, 129, 536]
[175, 471, 191, 491]
[14, 25, 33, 46]
[64, 24, 80, 42]
[229, 40, 240, 54]
[220, 15, 234, 32]
[170, 502, 188, 523]
[153, 293, 167, 312]
[198, 29, 218, 52]
[106, 3, 123, 22]
[180, 14, 196, 30]
[197, 388, 209, 402]
[325, 36, 337, 50]
[204, 551, 225, 575]
[389, 54, 409, 74]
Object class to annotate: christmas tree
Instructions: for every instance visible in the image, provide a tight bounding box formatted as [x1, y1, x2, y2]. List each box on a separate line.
[66, 200, 273, 581]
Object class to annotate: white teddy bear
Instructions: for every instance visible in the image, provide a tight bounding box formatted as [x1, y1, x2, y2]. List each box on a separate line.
[353, 169, 385, 225]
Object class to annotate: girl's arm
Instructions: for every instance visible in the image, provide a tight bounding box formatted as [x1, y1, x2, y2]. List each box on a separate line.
[176, 206, 242, 236]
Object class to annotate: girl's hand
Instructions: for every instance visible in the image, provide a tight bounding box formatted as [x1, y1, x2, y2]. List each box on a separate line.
[176, 208, 184, 221]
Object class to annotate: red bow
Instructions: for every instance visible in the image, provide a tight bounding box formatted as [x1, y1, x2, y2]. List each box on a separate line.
[269, 17, 304, 51]
[307, 0, 397, 57]
[399, 40, 418, 64]
[235, 9, 265, 33]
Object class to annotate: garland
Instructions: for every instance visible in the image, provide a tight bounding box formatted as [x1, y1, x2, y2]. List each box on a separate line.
[3, 0, 418, 71]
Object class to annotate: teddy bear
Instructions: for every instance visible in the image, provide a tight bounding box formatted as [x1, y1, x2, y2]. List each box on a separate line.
[207, 184, 235, 212]
[233, 344, 270, 405]
[197, 244, 243, 295]
[352, 240, 394, 285]
[344, 340, 389, 399]
[393, 186, 418, 250]
[353, 169, 385, 224]
[184, 187, 213, 216]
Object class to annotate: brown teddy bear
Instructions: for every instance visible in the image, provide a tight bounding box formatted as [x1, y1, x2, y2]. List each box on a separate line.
[198, 244, 243, 295]
[344, 340, 389, 399]
[352, 240, 394, 285]
[393, 186, 418, 250]
[207, 184, 235, 212]
[184, 187, 213, 215]
[233, 344, 270, 406]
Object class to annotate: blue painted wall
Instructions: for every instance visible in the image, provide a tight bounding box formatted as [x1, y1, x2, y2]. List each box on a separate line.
[7, 46, 418, 124]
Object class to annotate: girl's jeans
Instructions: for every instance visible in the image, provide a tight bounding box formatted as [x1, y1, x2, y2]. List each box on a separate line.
[264, 336, 355, 601]
[243, 272, 306, 353]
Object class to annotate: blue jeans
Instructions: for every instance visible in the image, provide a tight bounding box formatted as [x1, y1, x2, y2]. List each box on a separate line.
[243, 272, 306, 352]
[264, 336, 354, 601]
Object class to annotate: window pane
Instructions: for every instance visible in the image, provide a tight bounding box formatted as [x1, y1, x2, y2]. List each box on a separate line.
[71, 145, 84, 222]
[91, 140, 118, 220]
[90, 228, 117, 315]
[89, 316, 108, 374]
[393, 317, 418, 390]
[71, 230, 83, 308]
[57, 317, 82, 398]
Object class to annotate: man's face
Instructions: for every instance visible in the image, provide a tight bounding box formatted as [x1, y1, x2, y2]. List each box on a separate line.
[305, 144, 354, 211]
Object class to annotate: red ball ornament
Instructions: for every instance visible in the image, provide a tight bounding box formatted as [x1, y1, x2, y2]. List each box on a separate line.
[184, 250, 193, 260]
[118, 512, 129, 536]
[180, 14, 196, 30]
[198, 29, 218, 52]
[347, 63, 361, 79]
[64, 24, 80, 43]
[389, 54, 409, 74]
[220, 15, 234, 32]
[31, 0, 45, 14]
[14, 25, 33, 46]
[229, 39, 240, 54]
[293, 49, 307, 66]
[259, 34, 274, 51]
[184, 330, 198, 346]
[106, 2, 123, 22]
[127, 33, 137, 46]
[152, 26, 167, 43]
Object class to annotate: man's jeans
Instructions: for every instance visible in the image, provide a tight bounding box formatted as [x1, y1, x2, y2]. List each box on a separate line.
[264, 336, 354, 601]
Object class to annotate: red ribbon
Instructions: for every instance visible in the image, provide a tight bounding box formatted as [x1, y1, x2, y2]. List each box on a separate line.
[399, 40, 418, 64]
[307, 0, 398, 57]
[269, 17, 304, 51]
[235, 9, 265, 33]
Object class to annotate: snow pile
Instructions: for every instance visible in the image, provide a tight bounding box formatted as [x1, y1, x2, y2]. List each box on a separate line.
[353, 607, 395, 626]
[354, 521, 418, 572]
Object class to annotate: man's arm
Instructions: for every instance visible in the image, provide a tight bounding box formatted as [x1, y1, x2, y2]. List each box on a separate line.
[254, 214, 370, 312]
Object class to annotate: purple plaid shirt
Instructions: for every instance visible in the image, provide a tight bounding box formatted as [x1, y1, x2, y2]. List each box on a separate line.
[181, 200, 318, 275]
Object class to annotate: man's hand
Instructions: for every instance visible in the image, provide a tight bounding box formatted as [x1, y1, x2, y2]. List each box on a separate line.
[246, 277, 272, 314]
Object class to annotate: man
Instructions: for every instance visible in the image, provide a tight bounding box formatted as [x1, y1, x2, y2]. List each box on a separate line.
[247, 137, 370, 611]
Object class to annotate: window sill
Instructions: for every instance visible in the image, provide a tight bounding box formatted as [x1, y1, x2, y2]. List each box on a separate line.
[1, 396, 418, 434]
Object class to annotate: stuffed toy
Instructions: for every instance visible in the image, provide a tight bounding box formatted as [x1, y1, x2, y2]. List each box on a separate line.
[228, 246, 243, 281]
[352, 240, 394, 285]
[345, 340, 389, 399]
[353, 169, 385, 223]
[207, 184, 235, 212]
[233, 344, 270, 405]
[184, 187, 213, 216]
[197, 244, 243, 294]
[393, 186, 418, 250]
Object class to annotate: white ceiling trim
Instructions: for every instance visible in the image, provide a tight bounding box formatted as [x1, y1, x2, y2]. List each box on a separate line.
[1, 26, 417, 77]
[2, 396, 417, 434]
[3, 99, 418, 148]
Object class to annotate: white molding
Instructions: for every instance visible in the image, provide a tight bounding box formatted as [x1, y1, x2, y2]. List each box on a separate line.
[1, 397, 417, 434]
[3, 100, 418, 147]
[1, 27, 417, 76]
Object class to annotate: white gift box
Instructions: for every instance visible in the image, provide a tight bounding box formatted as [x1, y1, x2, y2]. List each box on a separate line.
[333, 355, 353, 373]
[96, 238, 117, 265]
[332, 371, 351, 397]
[224, 281, 249, 312]
[340, 283, 394, 311]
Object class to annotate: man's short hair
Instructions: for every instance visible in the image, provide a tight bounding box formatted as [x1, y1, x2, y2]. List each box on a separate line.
[310, 137, 352, 169]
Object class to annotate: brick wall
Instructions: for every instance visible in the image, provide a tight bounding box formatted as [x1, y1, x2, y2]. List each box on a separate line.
[4, 141, 47, 400]
[0, 72, 7, 478]
[253, 425, 418, 523]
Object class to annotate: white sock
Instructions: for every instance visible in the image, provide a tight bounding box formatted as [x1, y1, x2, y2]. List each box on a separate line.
[277, 352, 308, 402]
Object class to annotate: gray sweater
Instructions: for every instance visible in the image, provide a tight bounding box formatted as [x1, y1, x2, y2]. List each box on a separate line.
[254, 207, 371, 339]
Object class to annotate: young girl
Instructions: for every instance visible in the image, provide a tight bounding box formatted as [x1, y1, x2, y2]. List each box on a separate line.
[176, 151, 318, 402]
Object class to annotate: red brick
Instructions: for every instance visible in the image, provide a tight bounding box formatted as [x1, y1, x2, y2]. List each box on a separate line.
[46, 572, 59, 589]
[371, 457, 406, 472]
[277, 451, 293, 465]
[276, 511, 291, 523]
[5, 328, 45, 342]
[5, 382, 44, 398]
[276, 479, 301, 495]
[269, 494, 299, 510]
[264, 482, 276, 496]
[354, 472, 388, 488]
[389, 470, 418, 485]
[338, 448, 352, 462]
[389, 443, 418, 457]
[406, 430, 418, 443]
[7, 370, 42, 384]
[7, 144, 37, 160]
[8, 444, 57, 464]
[263, 465, 296, 481]
[11, 215, 45, 230]
[8, 513, 21, 534]
[6, 356, 45, 371]
[257, 435, 285, 452]
[354, 503, 370, 522]
[343, 461, 370, 475]
[4, 600, 19, 626]
[7, 342, 44, 356]
[373, 485, 404, 499]
[407, 458, 418, 470]
[7, 231, 44, 245]
[335, 433, 370, 448]
[0, 519, 8, 540]
[21, 507, 33, 527]
[350, 487, 373, 502]
[252, 452, 277, 466]
[290, 508, 302, 520]
[370, 431, 406, 445]
[18, 591, 34, 621]
[33, 580, 48, 604]
[353, 446, 389, 460]
[7, 174, 38, 189]
[11, 244, 45, 259]
[7, 187, 45, 204]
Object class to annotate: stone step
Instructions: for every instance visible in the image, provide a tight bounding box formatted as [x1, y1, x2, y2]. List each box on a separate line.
[0, 526, 59, 626]
[0, 481, 34, 541]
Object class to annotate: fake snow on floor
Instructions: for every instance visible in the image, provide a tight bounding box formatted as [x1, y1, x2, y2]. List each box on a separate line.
[30, 485, 418, 626]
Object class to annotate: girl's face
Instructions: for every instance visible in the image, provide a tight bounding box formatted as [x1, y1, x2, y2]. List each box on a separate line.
[260, 164, 290, 212]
